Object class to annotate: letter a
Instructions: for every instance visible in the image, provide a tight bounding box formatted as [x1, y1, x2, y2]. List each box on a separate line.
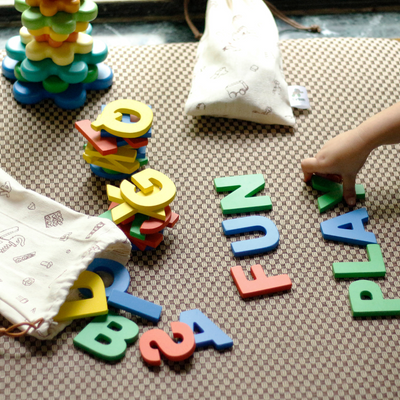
[179, 309, 233, 350]
[320, 208, 377, 246]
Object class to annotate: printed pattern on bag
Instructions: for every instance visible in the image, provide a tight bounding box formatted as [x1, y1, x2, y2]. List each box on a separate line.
[40, 261, 53, 269]
[85, 222, 105, 239]
[0, 181, 11, 197]
[211, 67, 229, 79]
[22, 277, 35, 286]
[226, 81, 248, 98]
[253, 107, 272, 116]
[0, 227, 25, 253]
[44, 211, 64, 228]
[13, 252, 36, 264]
[59, 232, 72, 241]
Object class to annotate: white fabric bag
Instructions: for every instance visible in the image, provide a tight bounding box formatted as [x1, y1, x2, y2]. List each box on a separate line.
[0, 168, 131, 340]
[184, 0, 296, 126]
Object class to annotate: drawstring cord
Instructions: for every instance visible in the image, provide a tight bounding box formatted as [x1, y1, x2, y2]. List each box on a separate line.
[265, 1, 321, 33]
[184, 0, 203, 40]
[0, 318, 44, 338]
[183, 0, 321, 40]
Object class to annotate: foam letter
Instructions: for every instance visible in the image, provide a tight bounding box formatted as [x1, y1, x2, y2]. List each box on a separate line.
[120, 168, 176, 211]
[73, 312, 139, 361]
[54, 270, 108, 322]
[333, 244, 386, 278]
[91, 99, 153, 138]
[86, 258, 131, 298]
[231, 265, 292, 298]
[222, 216, 279, 257]
[108, 290, 162, 323]
[320, 208, 377, 246]
[76, 119, 118, 155]
[349, 280, 400, 317]
[311, 175, 365, 213]
[214, 174, 272, 214]
[129, 214, 150, 240]
[139, 321, 196, 366]
[179, 309, 233, 350]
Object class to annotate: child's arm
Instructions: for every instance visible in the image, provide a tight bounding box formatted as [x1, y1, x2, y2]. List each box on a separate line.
[301, 101, 400, 206]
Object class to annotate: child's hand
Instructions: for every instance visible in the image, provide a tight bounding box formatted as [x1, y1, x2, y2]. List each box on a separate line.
[301, 129, 372, 206]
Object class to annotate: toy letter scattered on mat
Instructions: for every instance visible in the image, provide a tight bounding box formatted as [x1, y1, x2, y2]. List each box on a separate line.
[0, 167, 131, 340]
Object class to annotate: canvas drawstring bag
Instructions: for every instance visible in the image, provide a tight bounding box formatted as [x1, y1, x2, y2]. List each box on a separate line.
[0, 167, 131, 340]
[184, 0, 319, 126]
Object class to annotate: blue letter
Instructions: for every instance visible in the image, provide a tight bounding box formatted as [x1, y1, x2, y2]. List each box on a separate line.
[222, 216, 279, 257]
[179, 309, 233, 350]
[320, 208, 377, 246]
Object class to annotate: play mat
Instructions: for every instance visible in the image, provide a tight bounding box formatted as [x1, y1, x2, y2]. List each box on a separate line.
[1, 37, 400, 399]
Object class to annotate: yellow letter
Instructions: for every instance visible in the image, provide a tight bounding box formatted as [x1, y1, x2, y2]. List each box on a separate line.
[91, 99, 153, 138]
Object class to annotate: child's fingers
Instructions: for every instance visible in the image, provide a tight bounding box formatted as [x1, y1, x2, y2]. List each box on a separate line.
[301, 158, 318, 181]
[302, 171, 313, 182]
[320, 174, 342, 183]
[342, 175, 357, 206]
[301, 158, 337, 182]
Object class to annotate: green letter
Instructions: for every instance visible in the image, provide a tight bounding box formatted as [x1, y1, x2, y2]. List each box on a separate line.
[73, 312, 139, 361]
[214, 174, 271, 214]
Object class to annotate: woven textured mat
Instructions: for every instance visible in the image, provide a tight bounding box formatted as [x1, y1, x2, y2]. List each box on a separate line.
[1, 38, 400, 400]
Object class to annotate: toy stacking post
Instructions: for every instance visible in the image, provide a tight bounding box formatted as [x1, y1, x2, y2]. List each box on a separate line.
[1, 0, 113, 109]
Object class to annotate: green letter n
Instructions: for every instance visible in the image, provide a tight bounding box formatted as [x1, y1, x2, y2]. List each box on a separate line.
[214, 174, 272, 215]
